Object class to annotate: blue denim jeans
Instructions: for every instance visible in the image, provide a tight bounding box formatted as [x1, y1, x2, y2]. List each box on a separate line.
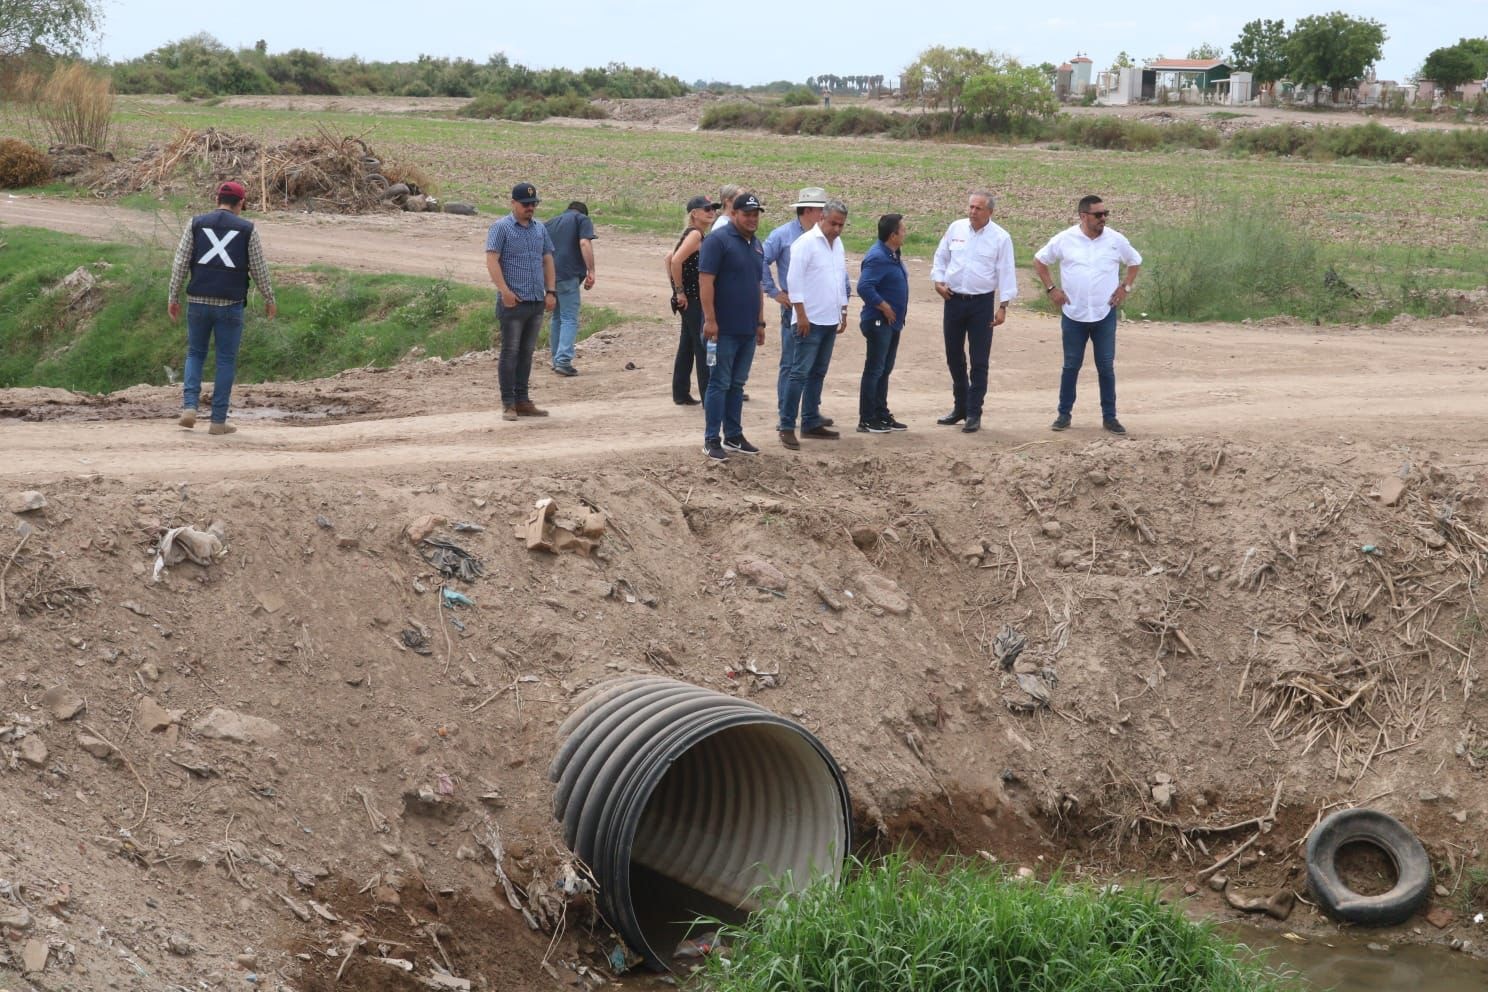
[548, 277, 581, 368]
[183, 302, 245, 424]
[498, 300, 545, 406]
[859, 319, 901, 423]
[774, 305, 795, 423]
[703, 334, 756, 444]
[1058, 310, 1118, 420]
[942, 293, 996, 417]
[779, 323, 837, 431]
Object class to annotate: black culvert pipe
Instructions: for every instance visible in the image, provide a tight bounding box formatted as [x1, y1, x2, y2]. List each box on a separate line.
[548, 676, 852, 970]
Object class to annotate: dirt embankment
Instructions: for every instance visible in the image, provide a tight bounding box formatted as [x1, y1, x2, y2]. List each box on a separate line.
[4, 195, 1488, 989]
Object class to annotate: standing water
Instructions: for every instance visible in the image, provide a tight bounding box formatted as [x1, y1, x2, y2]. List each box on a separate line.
[1227, 924, 1488, 991]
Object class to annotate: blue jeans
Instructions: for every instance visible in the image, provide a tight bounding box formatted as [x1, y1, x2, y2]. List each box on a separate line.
[183, 302, 245, 424]
[548, 277, 581, 368]
[703, 334, 756, 444]
[774, 305, 795, 423]
[1058, 310, 1118, 420]
[498, 300, 544, 406]
[859, 319, 901, 423]
[942, 293, 996, 417]
[779, 323, 837, 431]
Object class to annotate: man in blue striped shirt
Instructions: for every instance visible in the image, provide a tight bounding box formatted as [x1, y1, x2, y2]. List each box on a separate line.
[486, 182, 557, 421]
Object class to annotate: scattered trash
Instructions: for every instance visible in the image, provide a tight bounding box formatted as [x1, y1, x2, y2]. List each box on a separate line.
[421, 537, 485, 582]
[673, 930, 724, 960]
[153, 525, 226, 581]
[609, 942, 643, 974]
[1361, 544, 1383, 556]
[451, 521, 485, 533]
[437, 583, 473, 608]
[992, 625, 1026, 670]
[514, 498, 604, 556]
[401, 628, 433, 656]
[315, 515, 333, 529]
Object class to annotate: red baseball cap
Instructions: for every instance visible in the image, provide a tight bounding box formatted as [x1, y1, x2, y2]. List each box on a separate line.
[217, 180, 247, 200]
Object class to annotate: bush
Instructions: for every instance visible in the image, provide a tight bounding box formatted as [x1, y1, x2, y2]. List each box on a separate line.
[0, 139, 51, 188]
[27, 63, 115, 149]
[779, 85, 818, 107]
[701, 856, 1298, 992]
[699, 102, 772, 130]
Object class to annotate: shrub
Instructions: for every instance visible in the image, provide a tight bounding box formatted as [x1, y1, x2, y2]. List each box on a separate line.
[779, 86, 818, 107]
[699, 102, 772, 130]
[0, 139, 52, 188]
[30, 62, 114, 149]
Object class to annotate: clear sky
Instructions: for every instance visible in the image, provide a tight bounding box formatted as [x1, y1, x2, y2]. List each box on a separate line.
[96, 0, 1485, 86]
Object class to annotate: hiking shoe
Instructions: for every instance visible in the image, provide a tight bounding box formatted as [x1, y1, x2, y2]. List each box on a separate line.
[1103, 418, 1128, 436]
[1051, 414, 1071, 431]
[802, 425, 840, 439]
[208, 422, 236, 436]
[778, 429, 800, 450]
[552, 364, 578, 377]
[502, 406, 518, 421]
[857, 420, 891, 434]
[883, 416, 908, 431]
[178, 409, 196, 429]
[723, 435, 760, 455]
[515, 401, 549, 417]
[703, 441, 730, 462]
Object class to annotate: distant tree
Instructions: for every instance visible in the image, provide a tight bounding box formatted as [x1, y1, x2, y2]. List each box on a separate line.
[901, 45, 989, 117]
[0, 0, 99, 59]
[1231, 18, 1290, 86]
[1420, 37, 1488, 92]
[1109, 51, 1134, 71]
[1187, 42, 1225, 60]
[961, 60, 1058, 135]
[1285, 11, 1386, 104]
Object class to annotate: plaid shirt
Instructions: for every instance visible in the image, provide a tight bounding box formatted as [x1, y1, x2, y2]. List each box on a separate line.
[168, 221, 275, 307]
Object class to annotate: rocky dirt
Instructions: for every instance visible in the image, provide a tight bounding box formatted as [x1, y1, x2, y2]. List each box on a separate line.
[3, 198, 1488, 990]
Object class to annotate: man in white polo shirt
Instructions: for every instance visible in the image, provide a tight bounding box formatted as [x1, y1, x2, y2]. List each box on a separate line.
[779, 199, 850, 449]
[931, 189, 1018, 434]
[1033, 194, 1143, 436]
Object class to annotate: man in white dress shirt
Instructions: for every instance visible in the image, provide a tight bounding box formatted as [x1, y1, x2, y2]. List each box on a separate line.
[1033, 194, 1142, 436]
[930, 190, 1018, 434]
[779, 200, 850, 449]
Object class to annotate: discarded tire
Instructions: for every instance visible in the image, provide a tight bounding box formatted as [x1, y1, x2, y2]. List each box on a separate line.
[549, 676, 852, 970]
[1305, 808, 1430, 926]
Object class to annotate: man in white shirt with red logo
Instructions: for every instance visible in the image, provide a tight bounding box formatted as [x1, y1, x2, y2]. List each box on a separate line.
[1033, 194, 1143, 436]
[931, 190, 1017, 434]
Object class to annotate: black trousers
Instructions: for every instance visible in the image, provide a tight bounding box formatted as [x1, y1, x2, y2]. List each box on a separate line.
[942, 293, 996, 417]
[672, 301, 708, 402]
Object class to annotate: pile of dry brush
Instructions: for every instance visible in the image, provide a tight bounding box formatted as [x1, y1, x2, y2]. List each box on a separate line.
[90, 125, 432, 214]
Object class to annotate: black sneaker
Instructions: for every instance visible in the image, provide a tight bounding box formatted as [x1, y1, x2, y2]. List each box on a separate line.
[1103, 418, 1128, 436]
[552, 364, 578, 377]
[703, 441, 730, 462]
[883, 416, 908, 431]
[857, 421, 891, 434]
[1051, 414, 1071, 432]
[723, 435, 760, 455]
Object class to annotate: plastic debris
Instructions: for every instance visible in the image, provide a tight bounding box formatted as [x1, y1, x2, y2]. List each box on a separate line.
[420, 537, 485, 582]
[441, 588, 474, 608]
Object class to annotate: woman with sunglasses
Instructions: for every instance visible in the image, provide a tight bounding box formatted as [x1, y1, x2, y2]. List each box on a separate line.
[666, 195, 720, 405]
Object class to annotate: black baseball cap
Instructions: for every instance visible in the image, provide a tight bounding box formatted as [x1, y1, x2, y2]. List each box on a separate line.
[686, 195, 722, 211]
[511, 182, 540, 204]
[732, 192, 764, 212]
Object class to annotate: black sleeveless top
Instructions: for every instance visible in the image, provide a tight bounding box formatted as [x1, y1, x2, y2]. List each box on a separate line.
[674, 228, 703, 301]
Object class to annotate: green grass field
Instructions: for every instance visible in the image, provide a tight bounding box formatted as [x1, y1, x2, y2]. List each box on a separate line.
[2, 98, 1485, 325]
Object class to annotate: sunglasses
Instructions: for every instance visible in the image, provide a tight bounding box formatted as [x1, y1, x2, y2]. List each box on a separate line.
[1084, 210, 1110, 218]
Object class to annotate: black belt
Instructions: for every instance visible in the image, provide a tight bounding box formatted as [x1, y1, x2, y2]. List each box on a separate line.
[946, 290, 994, 299]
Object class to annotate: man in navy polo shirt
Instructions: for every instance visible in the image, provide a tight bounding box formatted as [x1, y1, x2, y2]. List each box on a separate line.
[167, 180, 277, 436]
[486, 182, 557, 421]
[698, 192, 768, 462]
[543, 200, 596, 377]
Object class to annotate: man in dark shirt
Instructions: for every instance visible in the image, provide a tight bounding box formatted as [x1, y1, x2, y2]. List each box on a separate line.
[698, 193, 768, 462]
[485, 182, 557, 421]
[543, 200, 597, 377]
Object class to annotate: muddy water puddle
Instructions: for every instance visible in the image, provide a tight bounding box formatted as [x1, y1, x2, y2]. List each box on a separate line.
[0, 398, 374, 423]
[1228, 924, 1488, 990]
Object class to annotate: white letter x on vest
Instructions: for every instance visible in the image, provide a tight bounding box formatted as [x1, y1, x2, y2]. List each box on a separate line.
[198, 229, 239, 267]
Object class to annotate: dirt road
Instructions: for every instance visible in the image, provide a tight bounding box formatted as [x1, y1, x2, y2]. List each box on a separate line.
[4, 194, 1488, 484]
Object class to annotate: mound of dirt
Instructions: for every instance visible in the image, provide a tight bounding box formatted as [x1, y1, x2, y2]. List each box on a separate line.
[591, 92, 733, 129]
[3, 425, 1486, 987]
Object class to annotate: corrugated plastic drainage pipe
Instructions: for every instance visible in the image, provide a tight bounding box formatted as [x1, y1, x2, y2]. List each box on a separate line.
[548, 676, 852, 970]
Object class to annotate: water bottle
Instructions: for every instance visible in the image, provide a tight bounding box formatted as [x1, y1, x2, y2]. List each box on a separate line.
[706, 338, 717, 367]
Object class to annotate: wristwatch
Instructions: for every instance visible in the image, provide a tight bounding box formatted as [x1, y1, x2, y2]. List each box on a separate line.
[1044, 284, 1056, 294]
[545, 289, 557, 297]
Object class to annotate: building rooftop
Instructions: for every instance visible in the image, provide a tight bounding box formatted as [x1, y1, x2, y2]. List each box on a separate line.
[1148, 58, 1229, 70]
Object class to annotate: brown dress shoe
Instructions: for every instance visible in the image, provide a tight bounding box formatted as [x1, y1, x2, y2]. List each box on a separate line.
[802, 425, 840, 439]
[514, 401, 549, 417]
[502, 406, 519, 421]
[778, 429, 800, 450]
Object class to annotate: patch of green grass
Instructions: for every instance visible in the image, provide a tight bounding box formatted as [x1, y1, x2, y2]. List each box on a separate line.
[1457, 866, 1488, 914]
[699, 856, 1300, 992]
[0, 226, 626, 393]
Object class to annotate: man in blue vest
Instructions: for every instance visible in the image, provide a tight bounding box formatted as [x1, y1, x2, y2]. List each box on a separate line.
[167, 180, 277, 435]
